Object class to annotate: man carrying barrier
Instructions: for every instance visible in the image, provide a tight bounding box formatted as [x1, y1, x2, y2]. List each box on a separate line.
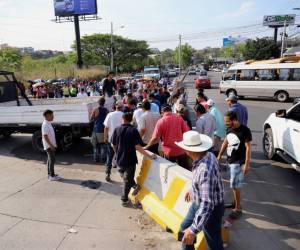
[175, 131, 225, 250]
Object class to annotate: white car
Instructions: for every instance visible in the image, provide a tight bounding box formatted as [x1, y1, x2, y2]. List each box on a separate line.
[167, 69, 177, 77]
[189, 68, 196, 75]
[263, 101, 300, 171]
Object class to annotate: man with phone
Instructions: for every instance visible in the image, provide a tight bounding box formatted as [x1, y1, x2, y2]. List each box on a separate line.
[175, 131, 225, 250]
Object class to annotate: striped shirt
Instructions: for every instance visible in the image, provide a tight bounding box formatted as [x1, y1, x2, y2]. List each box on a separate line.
[190, 152, 224, 234]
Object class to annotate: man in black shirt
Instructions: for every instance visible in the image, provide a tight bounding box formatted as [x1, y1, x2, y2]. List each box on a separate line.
[102, 72, 116, 97]
[217, 111, 252, 219]
[111, 112, 156, 207]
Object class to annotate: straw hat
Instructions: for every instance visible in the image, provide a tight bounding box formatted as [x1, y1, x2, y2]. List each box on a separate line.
[175, 131, 213, 152]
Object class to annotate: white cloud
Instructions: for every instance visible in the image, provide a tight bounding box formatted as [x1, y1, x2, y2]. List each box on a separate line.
[221, 1, 256, 19]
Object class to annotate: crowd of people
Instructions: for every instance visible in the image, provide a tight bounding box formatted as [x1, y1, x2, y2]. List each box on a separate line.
[41, 71, 251, 250]
[27, 72, 173, 100]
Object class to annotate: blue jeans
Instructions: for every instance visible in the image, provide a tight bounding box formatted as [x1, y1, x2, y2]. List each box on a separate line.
[106, 143, 114, 175]
[93, 143, 107, 162]
[180, 202, 224, 250]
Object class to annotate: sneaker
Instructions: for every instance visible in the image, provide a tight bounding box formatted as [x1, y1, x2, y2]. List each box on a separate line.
[132, 185, 141, 196]
[122, 200, 132, 207]
[105, 174, 111, 182]
[48, 175, 60, 181]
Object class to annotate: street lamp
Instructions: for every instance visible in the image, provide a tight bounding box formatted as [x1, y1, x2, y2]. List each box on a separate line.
[110, 22, 125, 72]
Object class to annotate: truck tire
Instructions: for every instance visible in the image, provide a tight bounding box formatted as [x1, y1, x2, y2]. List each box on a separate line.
[32, 131, 44, 154]
[263, 128, 276, 159]
[275, 91, 289, 102]
[1, 131, 12, 138]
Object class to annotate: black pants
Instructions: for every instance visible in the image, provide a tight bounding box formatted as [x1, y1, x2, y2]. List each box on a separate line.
[120, 165, 136, 202]
[166, 154, 190, 170]
[46, 149, 55, 177]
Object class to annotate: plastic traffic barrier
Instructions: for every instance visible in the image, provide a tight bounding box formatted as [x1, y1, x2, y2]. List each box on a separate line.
[130, 152, 229, 250]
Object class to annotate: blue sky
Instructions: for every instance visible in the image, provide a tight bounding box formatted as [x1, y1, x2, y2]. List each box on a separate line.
[0, 0, 298, 51]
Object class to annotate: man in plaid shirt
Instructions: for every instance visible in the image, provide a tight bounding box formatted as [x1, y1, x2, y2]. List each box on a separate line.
[175, 131, 225, 250]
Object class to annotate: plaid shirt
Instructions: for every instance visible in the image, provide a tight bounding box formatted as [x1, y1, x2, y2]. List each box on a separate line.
[190, 152, 224, 234]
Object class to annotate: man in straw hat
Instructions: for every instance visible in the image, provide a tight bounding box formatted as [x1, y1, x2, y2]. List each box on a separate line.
[175, 131, 225, 250]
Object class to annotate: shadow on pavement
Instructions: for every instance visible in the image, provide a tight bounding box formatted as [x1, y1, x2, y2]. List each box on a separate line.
[58, 177, 123, 196]
[222, 154, 300, 250]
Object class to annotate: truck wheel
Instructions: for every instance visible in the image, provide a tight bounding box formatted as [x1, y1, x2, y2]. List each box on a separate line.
[2, 131, 12, 138]
[59, 131, 73, 152]
[263, 128, 276, 159]
[32, 131, 44, 154]
[276, 91, 289, 102]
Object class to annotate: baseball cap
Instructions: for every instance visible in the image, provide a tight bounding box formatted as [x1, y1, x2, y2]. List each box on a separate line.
[226, 95, 238, 102]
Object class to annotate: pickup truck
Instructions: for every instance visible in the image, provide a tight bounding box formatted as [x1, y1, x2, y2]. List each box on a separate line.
[263, 101, 300, 171]
[0, 71, 99, 153]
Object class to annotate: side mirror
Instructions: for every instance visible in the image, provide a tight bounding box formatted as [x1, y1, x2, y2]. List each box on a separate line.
[276, 109, 286, 118]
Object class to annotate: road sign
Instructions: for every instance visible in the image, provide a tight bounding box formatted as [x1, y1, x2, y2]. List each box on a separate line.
[263, 14, 296, 27]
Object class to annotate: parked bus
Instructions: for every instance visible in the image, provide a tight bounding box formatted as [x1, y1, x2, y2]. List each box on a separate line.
[219, 56, 300, 102]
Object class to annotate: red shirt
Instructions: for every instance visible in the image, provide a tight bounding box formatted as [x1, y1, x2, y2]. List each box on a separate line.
[152, 112, 190, 157]
[198, 100, 209, 111]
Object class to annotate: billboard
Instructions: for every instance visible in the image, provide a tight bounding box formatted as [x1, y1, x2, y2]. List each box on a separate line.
[223, 38, 234, 47]
[54, 0, 97, 17]
[223, 36, 247, 47]
[263, 14, 295, 27]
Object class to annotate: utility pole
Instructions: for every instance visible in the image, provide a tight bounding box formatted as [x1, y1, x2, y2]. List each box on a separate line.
[110, 22, 114, 72]
[280, 20, 287, 58]
[179, 34, 182, 76]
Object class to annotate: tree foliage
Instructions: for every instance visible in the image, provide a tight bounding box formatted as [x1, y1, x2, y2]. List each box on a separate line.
[243, 37, 280, 60]
[78, 34, 151, 71]
[0, 48, 23, 71]
[174, 43, 195, 67]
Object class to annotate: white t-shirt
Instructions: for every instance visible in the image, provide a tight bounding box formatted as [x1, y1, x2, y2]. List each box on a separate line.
[133, 108, 144, 127]
[42, 120, 57, 150]
[103, 111, 123, 142]
[77, 92, 88, 98]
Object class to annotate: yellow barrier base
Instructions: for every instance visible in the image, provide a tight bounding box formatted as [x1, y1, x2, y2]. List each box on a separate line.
[130, 156, 230, 250]
[129, 189, 230, 250]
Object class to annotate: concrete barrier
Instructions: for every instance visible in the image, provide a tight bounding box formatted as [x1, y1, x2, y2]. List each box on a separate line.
[130, 152, 229, 250]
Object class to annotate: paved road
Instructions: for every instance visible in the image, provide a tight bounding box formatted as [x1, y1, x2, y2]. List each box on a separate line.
[187, 72, 300, 250]
[0, 73, 299, 249]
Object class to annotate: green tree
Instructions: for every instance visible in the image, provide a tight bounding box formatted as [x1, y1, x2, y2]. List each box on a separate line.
[0, 48, 23, 71]
[243, 37, 280, 60]
[174, 43, 195, 68]
[77, 34, 151, 71]
[161, 49, 175, 64]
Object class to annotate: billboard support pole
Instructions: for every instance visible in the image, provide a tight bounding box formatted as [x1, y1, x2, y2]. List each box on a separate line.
[280, 20, 287, 58]
[74, 15, 83, 69]
[274, 27, 278, 43]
